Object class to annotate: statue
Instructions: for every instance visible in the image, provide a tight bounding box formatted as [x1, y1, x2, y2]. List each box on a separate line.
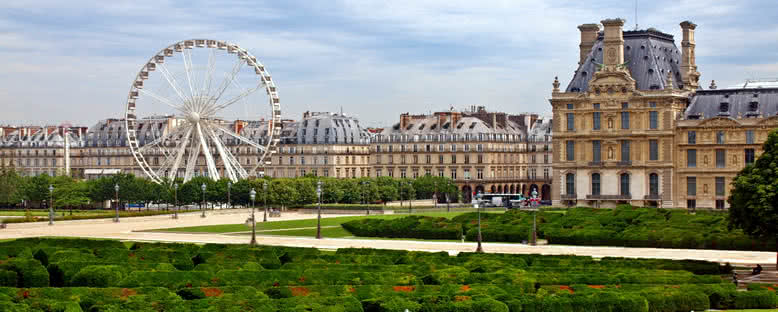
[608, 147, 614, 160]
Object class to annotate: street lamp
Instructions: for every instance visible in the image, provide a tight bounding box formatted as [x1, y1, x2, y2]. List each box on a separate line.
[48, 185, 54, 226]
[530, 189, 538, 246]
[362, 181, 369, 215]
[172, 183, 179, 219]
[200, 183, 206, 218]
[316, 180, 322, 239]
[433, 181, 438, 209]
[227, 182, 232, 209]
[262, 181, 268, 222]
[113, 184, 120, 223]
[475, 190, 483, 253]
[407, 181, 413, 214]
[249, 188, 257, 246]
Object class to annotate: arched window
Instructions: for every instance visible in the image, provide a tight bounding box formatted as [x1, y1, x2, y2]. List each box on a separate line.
[620, 173, 630, 196]
[591, 173, 601, 196]
[649, 173, 659, 196]
[565, 173, 575, 195]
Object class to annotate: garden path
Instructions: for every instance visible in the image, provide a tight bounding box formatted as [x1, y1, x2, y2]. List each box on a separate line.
[0, 209, 774, 265]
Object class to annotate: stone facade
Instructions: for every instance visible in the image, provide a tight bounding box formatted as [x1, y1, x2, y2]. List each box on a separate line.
[552, 18, 778, 209]
[370, 106, 552, 202]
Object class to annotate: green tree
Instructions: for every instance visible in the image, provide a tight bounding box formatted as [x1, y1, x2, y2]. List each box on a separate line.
[398, 179, 416, 201]
[729, 129, 778, 265]
[0, 164, 24, 207]
[53, 180, 90, 212]
[22, 173, 52, 206]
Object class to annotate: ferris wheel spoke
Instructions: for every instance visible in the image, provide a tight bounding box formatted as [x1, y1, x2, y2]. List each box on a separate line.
[166, 126, 193, 181]
[211, 57, 244, 104]
[196, 122, 220, 179]
[202, 48, 217, 100]
[211, 124, 266, 152]
[203, 123, 239, 182]
[204, 83, 261, 116]
[158, 63, 192, 109]
[182, 48, 197, 99]
[138, 89, 187, 113]
[183, 132, 201, 182]
[138, 123, 189, 154]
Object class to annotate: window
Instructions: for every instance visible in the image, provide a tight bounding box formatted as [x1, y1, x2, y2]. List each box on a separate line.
[451, 155, 457, 164]
[438, 155, 444, 164]
[477, 155, 483, 164]
[451, 170, 457, 180]
[463, 169, 471, 180]
[567, 103, 574, 109]
[687, 199, 696, 209]
[745, 149, 755, 165]
[566, 113, 575, 131]
[716, 200, 725, 210]
[649, 111, 658, 129]
[621, 111, 630, 129]
[593, 103, 600, 110]
[591, 173, 601, 196]
[716, 131, 725, 144]
[649, 173, 659, 196]
[593, 112, 601, 130]
[716, 149, 726, 168]
[592, 140, 601, 163]
[544, 168, 549, 179]
[649, 140, 658, 161]
[688, 131, 696, 144]
[621, 140, 630, 162]
[649, 101, 657, 108]
[622, 102, 629, 109]
[464, 155, 470, 164]
[400, 169, 407, 178]
[438, 169, 444, 177]
[715, 177, 725, 196]
[544, 154, 549, 164]
[477, 169, 483, 180]
[565, 173, 575, 195]
[687, 149, 697, 168]
[566, 141, 575, 161]
[687, 177, 696, 196]
[746, 130, 755, 144]
[620, 173, 630, 196]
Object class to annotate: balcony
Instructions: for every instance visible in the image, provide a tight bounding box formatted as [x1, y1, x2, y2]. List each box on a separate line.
[561, 194, 577, 199]
[585, 194, 632, 200]
[617, 160, 632, 166]
[643, 194, 661, 200]
[587, 161, 603, 166]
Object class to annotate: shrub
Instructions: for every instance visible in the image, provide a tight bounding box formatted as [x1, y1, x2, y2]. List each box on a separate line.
[0, 270, 17, 287]
[734, 290, 777, 309]
[71, 265, 124, 287]
[0, 258, 49, 287]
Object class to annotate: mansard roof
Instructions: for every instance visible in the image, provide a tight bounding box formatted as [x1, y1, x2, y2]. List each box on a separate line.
[566, 29, 683, 92]
[685, 87, 778, 119]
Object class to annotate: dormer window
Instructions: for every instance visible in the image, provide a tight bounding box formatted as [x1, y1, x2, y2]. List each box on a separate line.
[719, 103, 729, 113]
[749, 101, 759, 112]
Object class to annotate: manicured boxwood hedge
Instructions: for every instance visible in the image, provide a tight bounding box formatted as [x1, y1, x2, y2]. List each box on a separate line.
[0, 237, 773, 311]
[341, 206, 775, 252]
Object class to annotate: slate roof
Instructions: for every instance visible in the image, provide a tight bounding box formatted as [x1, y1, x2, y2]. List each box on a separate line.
[375, 115, 526, 143]
[685, 88, 778, 119]
[566, 29, 684, 92]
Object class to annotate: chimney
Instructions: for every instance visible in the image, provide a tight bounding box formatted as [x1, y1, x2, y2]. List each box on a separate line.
[577, 24, 600, 65]
[601, 18, 625, 67]
[399, 113, 410, 130]
[680, 21, 700, 90]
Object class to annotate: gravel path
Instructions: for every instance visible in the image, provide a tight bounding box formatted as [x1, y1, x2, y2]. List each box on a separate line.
[0, 209, 773, 265]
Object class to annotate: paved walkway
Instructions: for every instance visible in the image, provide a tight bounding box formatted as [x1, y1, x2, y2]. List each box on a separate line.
[0, 209, 774, 265]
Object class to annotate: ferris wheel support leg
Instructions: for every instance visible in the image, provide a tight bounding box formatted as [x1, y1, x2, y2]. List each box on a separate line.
[196, 123, 220, 180]
[204, 124, 238, 182]
[168, 128, 193, 181]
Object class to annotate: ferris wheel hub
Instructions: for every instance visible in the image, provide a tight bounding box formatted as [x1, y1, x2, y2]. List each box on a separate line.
[187, 112, 201, 123]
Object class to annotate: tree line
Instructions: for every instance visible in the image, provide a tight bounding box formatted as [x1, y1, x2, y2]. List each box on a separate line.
[0, 165, 460, 210]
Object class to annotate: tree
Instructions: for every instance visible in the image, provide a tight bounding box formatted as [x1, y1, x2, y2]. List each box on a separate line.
[729, 129, 778, 266]
[22, 173, 51, 206]
[0, 164, 23, 207]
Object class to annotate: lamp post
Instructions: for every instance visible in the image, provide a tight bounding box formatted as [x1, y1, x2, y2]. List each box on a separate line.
[227, 182, 232, 209]
[113, 184, 120, 223]
[476, 191, 483, 253]
[249, 188, 257, 246]
[433, 182, 438, 209]
[316, 180, 322, 239]
[48, 185, 54, 226]
[530, 189, 538, 246]
[172, 183, 179, 219]
[408, 181, 413, 214]
[362, 181, 369, 215]
[262, 181, 268, 222]
[200, 183, 206, 218]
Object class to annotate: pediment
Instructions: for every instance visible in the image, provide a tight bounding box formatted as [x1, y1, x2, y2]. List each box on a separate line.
[698, 117, 741, 128]
[588, 68, 637, 95]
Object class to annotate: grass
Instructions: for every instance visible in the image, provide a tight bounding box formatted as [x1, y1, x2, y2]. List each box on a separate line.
[148, 211, 499, 234]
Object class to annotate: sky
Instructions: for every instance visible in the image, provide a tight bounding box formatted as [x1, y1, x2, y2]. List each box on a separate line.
[1, 0, 777, 128]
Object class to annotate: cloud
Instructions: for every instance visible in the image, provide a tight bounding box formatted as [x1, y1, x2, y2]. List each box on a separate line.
[0, 0, 775, 127]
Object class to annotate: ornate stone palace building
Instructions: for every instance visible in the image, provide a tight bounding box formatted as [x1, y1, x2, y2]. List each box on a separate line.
[370, 106, 552, 202]
[551, 18, 778, 209]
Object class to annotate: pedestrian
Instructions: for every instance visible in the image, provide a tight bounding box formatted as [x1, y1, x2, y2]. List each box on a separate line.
[732, 273, 738, 286]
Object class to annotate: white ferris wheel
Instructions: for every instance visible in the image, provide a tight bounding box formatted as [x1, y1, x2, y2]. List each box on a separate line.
[124, 39, 281, 184]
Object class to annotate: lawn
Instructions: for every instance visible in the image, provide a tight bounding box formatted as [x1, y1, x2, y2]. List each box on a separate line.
[148, 211, 490, 234]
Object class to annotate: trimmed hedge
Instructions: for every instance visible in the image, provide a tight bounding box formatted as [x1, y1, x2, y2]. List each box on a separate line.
[71, 265, 125, 287]
[342, 216, 463, 240]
